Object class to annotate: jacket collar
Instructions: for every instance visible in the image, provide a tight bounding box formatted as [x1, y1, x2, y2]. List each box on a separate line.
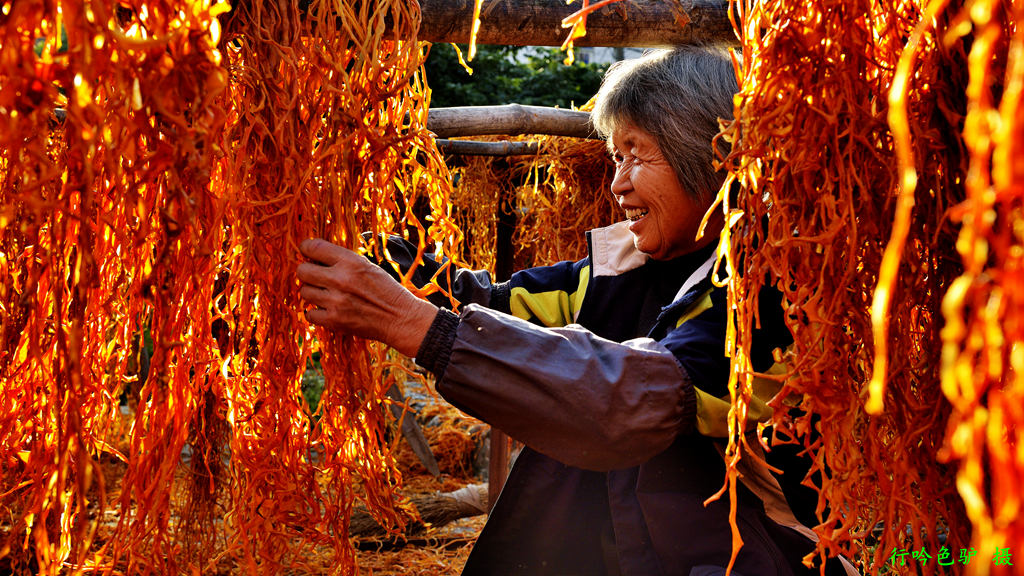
[587, 221, 649, 278]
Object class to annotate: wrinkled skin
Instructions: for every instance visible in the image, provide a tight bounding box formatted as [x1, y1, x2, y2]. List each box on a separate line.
[296, 238, 438, 357]
[609, 121, 720, 260]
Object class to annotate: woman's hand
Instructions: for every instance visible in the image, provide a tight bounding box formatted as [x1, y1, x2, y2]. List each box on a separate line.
[296, 238, 439, 358]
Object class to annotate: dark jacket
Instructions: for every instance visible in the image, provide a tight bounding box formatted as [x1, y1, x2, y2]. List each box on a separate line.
[381, 223, 849, 576]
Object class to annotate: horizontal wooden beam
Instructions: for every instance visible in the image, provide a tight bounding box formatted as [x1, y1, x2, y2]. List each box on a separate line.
[228, 1, 736, 48]
[55, 104, 592, 142]
[427, 104, 595, 139]
[436, 139, 540, 155]
[419, 0, 737, 47]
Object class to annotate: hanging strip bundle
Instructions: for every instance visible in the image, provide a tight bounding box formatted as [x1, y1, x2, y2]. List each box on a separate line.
[941, 0, 1023, 569]
[513, 136, 618, 268]
[1, 0, 458, 574]
[716, 0, 1024, 572]
[449, 134, 617, 272]
[448, 152, 504, 273]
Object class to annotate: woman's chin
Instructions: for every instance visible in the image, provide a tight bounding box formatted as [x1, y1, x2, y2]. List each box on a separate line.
[632, 236, 662, 259]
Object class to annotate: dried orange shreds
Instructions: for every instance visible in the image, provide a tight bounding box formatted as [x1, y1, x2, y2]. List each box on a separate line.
[0, 0, 460, 574]
[719, 0, 974, 572]
[449, 133, 617, 272]
[940, 0, 1024, 570]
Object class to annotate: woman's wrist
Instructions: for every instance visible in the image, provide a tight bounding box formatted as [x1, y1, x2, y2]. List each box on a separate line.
[391, 297, 442, 358]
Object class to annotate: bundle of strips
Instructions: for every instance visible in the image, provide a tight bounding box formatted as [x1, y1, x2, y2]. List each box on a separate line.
[552, 0, 1021, 572]
[716, 0, 1002, 572]
[449, 135, 617, 272]
[513, 136, 618, 268]
[0, 0, 458, 574]
[941, 0, 1024, 570]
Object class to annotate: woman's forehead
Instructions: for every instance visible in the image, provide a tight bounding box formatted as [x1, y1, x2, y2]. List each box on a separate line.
[610, 122, 658, 151]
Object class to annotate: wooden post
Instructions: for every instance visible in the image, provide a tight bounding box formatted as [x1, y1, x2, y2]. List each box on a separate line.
[487, 157, 520, 510]
[488, 430, 510, 510]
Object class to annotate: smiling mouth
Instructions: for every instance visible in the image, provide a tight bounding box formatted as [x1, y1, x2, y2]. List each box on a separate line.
[625, 208, 649, 222]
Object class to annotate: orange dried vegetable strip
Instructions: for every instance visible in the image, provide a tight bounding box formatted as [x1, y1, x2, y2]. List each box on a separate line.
[869, 0, 952, 415]
[515, 136, 618, 267]
[2, 0, 458, 574]
[941, 0, 1023, 572]
[0, 19, 70, 573]
[720, 0, 970, 571]
[3, 1, 230, 573]
[450, 153, 504, 273]
[560, 0, 626, 65]
[216, 0, 459, 572]
[448, 134, 616, 271]
[468, 0, 484, 61]
[97, 4, 233, 573]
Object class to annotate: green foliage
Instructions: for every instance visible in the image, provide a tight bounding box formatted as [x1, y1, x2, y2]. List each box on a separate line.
[424, 44, 609, 109]
[302, 352, 325, 416]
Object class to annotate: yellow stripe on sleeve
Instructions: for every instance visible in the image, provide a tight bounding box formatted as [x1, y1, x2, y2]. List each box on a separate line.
[509, 265, 591, 328]
[571, 265, 590, 322]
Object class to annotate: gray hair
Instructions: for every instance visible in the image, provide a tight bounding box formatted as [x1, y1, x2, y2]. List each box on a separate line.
[591, 45, 738, 203]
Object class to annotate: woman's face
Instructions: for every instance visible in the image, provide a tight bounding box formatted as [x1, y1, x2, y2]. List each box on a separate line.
[609, 122, 717, 260]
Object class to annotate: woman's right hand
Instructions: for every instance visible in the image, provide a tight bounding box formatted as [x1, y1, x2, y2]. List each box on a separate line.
[296, 238, 438, 358]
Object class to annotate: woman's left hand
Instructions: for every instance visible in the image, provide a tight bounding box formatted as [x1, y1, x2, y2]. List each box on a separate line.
[296, 238, 439, 357]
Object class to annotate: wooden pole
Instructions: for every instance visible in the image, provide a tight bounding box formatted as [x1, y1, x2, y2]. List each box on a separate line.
[487, 157, 521, 511]
[436, 139, 541, 156]
[418, 0, 737, 47]
[230, 0, 736, 47]
[428, 104, 594, 139]
[487, 430, 510, 510]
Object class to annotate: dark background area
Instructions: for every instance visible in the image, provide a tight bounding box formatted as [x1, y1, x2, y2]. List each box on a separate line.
[423, 44, 609, 109]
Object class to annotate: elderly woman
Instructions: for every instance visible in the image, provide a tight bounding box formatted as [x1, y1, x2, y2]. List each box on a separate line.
[298, 46, 847, 576]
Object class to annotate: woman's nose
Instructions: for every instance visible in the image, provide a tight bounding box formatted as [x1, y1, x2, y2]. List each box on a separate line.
[610, 164, 631, 196]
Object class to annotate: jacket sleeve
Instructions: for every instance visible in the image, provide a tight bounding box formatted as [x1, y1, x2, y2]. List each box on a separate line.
[414, 286, 793, 471]
[369, 233, 591, 322]
[500, 259, 591, 326]
[659, 285, 793, 438]
[365, 234, 496, 308]
[417, 305, 697, 471]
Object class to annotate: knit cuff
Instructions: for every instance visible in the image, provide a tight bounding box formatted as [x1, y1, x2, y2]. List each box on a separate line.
[414, 308, 460, 379]
[489, 282, 511, 314]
